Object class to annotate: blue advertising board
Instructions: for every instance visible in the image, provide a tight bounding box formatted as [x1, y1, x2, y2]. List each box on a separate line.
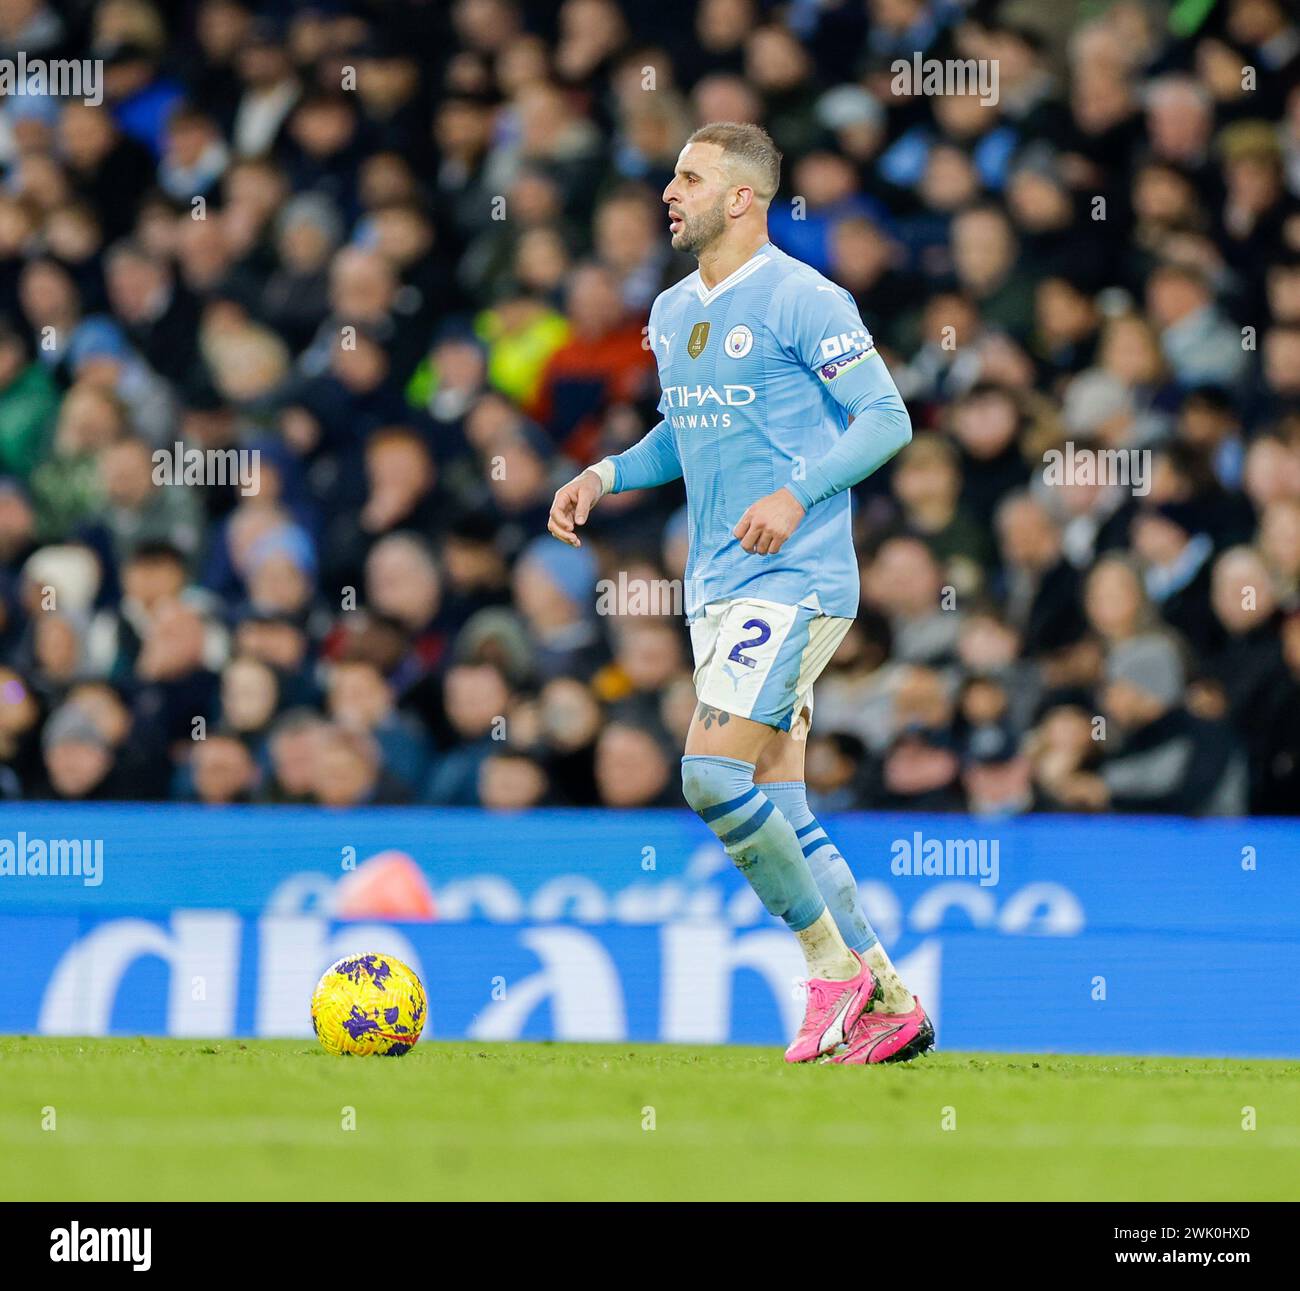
[1, 805, 1297, 1057]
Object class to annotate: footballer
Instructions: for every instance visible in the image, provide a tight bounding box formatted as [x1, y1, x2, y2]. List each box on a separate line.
[548, 122, 932, 1065]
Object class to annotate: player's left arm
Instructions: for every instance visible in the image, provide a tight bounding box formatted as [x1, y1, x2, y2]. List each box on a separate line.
[733, 281, 911, 555]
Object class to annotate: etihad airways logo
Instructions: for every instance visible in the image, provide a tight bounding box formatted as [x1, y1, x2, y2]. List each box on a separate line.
[661, 384, 756, 408]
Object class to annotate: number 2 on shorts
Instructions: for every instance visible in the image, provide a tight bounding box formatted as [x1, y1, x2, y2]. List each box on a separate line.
[727, 618, 771, 669]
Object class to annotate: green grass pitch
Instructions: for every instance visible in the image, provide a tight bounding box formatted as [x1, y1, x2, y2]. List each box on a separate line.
[2, 1037, 1297, 1201]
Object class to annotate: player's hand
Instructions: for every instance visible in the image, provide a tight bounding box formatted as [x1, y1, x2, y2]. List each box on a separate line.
[733, 487, 805, 555]
[547, 469, 604, 548]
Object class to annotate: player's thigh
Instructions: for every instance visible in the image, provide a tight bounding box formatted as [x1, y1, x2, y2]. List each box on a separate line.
[754, 724, 808, 783]
[684, 702, 776, 762]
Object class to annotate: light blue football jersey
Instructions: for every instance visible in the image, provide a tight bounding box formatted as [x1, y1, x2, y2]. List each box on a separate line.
[611, 240, 911, 622]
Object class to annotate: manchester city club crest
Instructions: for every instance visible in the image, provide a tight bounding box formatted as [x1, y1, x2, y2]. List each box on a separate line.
[724, 324, 753, 358]
[687, 321, 710, 358]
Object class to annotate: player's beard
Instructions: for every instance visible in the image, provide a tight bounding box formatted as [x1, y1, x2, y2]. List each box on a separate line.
[672, 195, 728, 256]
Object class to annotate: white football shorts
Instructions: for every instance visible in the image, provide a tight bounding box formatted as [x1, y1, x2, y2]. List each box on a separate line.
[688, 597, 853, 736]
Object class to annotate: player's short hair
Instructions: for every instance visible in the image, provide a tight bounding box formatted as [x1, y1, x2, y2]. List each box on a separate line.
[686, 122, 782, 203]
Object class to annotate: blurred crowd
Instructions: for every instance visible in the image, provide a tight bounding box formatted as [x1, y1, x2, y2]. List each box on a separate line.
[1, 0, 1299, 816]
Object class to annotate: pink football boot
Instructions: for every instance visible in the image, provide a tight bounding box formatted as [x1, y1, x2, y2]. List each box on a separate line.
[784, 952, 878, 1063]
[823, 996, 934, 1065]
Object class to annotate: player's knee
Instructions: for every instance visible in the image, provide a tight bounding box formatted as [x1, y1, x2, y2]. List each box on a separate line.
[680, 754, 755, 821]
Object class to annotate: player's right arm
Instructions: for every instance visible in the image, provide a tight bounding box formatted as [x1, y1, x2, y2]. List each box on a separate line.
[547, 418, 682, 548]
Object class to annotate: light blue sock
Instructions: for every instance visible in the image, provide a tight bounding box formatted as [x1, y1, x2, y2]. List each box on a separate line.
[761, 781, 879, 954]
[681, 755, 826, 932]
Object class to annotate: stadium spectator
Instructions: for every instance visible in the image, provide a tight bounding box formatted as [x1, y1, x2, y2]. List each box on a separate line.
[426, 660, 512, 804]
[0, 666, 41, 798]
[312, 721, 408, 806]
[265, 707, 325, 804]
[526, 261, 654, 462]
[1027, 697, 1101, 809]
[806, 731, 871, 814]
[862, 535, 960, 665]
[187, 727, 260, 804]
[321, 425, 439, 596]
[995, 491, 1086, 657]
[512, 535, 605, 680]
[594, 720, 678, 807]
[599, 616, 686, 725]
[478, 751, 550, 810]
[326, 656, 431, 795]
[892, 433, 992, 589]
[1057, 633, 1247, 816]
[219, 654, 279, 751]
[0, 321, 57, 477]
[961, 722, 1037, 817]
[34, 701, 125, 800]
[132, 598, 220, 753]
[536, 675, 602, 805]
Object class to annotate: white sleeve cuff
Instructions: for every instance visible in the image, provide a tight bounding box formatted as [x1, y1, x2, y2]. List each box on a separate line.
[587, 458, 616, 496]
